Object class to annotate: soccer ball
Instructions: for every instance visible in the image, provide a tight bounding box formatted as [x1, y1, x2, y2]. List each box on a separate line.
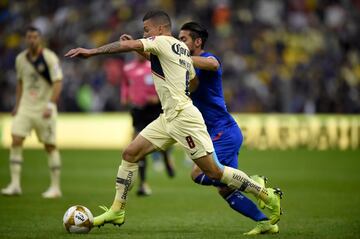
[63, 205, 93, 234]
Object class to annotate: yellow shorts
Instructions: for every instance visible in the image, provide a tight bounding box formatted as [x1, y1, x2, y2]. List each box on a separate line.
[11, 111, 57, 145]
[140, 105, 214, 159]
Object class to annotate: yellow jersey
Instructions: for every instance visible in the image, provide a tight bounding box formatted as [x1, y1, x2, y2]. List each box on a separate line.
[140, 36, 196, 121]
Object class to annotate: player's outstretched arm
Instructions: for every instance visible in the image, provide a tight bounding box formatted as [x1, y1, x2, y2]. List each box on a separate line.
[120, 34, 150, 60]
[192, 56, 220, 71]
[65, 40, 144, 58]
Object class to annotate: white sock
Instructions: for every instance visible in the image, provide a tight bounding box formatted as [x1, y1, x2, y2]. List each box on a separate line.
[48, 150, 61, 190]
[9, 146, 23, 188]
[220, 166, 269, 202]
[111, 160, 138, 211]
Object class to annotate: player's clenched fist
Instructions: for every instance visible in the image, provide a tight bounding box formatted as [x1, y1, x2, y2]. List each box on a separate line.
[119, 34, 133, 41]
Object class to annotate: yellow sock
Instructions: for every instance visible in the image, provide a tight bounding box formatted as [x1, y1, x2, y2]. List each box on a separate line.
[9, 146, 23, 188]
[48, 150, 61, 189]
[111, 160, 138, 212]
[221, 166, 268, 201]
[111, 198, 126, 211]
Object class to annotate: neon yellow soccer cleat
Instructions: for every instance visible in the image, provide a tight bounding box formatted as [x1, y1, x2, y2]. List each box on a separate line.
[93, 206, 125, 227]
[250, 175, 267, 209]
[265, 188, 283, 225]
[243, 220, 279, 236]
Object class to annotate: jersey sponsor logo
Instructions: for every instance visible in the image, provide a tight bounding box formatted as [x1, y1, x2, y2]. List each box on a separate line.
[37, 63, 45, 72]
[171, 43, 190, 57]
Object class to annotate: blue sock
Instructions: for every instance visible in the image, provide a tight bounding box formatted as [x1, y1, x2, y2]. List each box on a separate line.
[194, 173, 226, 187]
[225, 190, 268, 221]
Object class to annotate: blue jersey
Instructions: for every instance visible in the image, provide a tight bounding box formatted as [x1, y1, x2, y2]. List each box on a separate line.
[191, 52, 243, 168]
[191, 52, 237, 136]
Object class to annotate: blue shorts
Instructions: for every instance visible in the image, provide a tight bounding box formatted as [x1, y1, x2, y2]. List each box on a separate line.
[211, 124, 243, 169]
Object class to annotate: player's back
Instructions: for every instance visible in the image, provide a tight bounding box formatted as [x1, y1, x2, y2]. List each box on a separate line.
[140, 36, 195, 121]
[191, 52, 237, 136]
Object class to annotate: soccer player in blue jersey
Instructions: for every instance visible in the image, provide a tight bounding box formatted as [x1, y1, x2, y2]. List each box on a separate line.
[179, 22, 281, 235]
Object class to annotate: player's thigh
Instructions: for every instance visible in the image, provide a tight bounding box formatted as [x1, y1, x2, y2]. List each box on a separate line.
[34, 115, 56, 145]
[213, 142, 239, 169]
[11, 113, 33, 144]
[213, 125, 243, 168]
[137, 114, 175, 156]
[169, 106, 213, 160]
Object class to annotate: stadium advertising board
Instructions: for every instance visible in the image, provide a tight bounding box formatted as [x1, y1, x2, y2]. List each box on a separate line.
[0, 114, 359, 150]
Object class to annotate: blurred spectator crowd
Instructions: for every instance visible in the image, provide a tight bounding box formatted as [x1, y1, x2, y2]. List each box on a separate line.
[1, 0, 360, 113]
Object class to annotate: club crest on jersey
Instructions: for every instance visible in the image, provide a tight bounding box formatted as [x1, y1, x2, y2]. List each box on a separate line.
[171, 43, 190, 57]
[37, 63, 45, 72]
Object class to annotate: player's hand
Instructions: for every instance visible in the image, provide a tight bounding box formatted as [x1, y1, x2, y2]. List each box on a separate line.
[43, 102, 55, 119]
[65, 48, 93, 58]
[43, 108, 52, 118]
[120, 98, 128, 106]
[11, 108, 17, 116]
[119, 34, 133, 41]
[147, 96, 159, 104]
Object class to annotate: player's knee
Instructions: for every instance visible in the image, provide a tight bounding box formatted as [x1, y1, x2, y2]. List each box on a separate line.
[11, 135, 24, 147]
[44, 144, 56, 153]
[122, 146, 139, 163]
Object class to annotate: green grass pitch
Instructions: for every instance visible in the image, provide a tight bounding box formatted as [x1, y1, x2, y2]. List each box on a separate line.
[0, 148, 359, 239]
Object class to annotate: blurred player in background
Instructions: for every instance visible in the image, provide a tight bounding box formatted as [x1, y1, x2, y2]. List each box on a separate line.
[1, 26, 63, 198]
[179, 22, 280, 235]
[121, 53, 175, 196]
[65, 10, 281, 229]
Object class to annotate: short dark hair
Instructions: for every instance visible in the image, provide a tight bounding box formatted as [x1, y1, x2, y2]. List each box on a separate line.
[26, 26, 41, 35]
[143, 10, 171, 28]
[181, 22, 208, 49]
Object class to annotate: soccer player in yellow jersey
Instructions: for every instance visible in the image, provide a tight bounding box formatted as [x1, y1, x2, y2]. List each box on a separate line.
[65, 10, 282, 227]
[1, 26, 63, 198]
